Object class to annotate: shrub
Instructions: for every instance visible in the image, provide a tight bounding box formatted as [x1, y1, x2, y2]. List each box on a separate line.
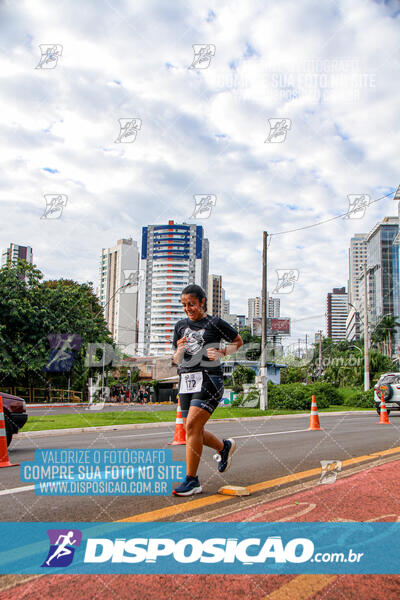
[343, 389, 374, 408]
[308, 382, 342, 406]
[267, 383, 310, 410]
[266, 382, 338, 410]
[232, 382, 346, 411]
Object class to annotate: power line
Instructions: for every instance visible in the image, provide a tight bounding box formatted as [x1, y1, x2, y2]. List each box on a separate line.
[270, 190, 396, 238]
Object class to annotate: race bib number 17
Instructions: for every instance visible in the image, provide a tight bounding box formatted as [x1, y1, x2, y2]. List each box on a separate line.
[179, 372, 203, 394]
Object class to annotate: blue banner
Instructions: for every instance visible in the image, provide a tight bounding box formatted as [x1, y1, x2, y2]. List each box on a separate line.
[20, 449, 186, 496]
[0, 522, 399, 574]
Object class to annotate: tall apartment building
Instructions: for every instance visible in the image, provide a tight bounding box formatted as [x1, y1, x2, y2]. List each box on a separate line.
[208, 274, 222, 316]
[138, 221, 208, 356]
[348, 234, 367, 308]
[248, 297, 261, 321]
[268, 296, 281, 317]
[221, 288, 230, 319]
[365, 217, 400, 330]
[346, 234, 367, 340]
[98, 238, 140, 353]
[248, 296, 280, 320]
[202, 238, 209, 291]
[1, 243, 33, 267]
[326, 287, 348, 340]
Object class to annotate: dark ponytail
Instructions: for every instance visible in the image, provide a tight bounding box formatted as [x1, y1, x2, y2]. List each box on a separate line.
[181, 284, 208, 311]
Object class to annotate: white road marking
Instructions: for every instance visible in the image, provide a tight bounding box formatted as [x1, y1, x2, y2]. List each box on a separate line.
[108, 428, 310, 440]
[233, 428, 310, 439]
[104, 431, 174, 439]
[0, 485, 35, 496]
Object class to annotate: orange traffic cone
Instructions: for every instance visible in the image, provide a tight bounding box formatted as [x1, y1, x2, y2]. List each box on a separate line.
[308, 395, 322, 431]
[168, 397, 186, 445]
[378, 393, 391, 425]
[0, 396, 19, 468]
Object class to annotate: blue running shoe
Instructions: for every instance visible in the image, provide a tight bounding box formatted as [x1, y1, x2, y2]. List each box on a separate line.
[172, 475, 202, 496]
[214, 438, 236, 473]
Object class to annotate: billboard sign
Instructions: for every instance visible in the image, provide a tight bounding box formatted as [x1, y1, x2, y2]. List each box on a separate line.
[251, 318, 291, 337]
[267, 318, 291, 336]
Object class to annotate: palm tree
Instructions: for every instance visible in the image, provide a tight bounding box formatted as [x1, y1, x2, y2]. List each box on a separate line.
[371, 315, 400, 351]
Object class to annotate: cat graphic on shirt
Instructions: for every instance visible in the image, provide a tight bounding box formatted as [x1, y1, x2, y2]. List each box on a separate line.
[184, 327, 205, 355]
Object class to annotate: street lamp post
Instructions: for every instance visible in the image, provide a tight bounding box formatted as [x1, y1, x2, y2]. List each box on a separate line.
[352, 268, 370, 392]
[260, 231, 269, 410]
[363, 263, 370, 391]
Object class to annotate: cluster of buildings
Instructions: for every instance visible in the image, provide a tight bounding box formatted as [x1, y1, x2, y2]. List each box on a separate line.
[97, 220, 282, 357]
[325, 213, 400, 351]
[1, 223, 283, 366]
[12, 208, 398, 360]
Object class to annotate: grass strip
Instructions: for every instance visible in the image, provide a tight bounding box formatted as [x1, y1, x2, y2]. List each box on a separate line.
[23, 405, 373, 432]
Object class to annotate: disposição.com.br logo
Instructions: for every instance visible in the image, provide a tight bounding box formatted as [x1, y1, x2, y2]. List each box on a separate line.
[41, 529, 82, 568]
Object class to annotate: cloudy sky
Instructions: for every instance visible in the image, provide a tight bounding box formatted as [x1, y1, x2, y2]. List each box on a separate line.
[1, 0, 400, 350]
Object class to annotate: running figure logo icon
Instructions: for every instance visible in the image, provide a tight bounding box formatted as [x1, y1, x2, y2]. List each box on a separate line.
[122, 269, 145, 292]
[319, 460, 342, 485]
[272, 269, 299, 294]
[35, 44, 63, 69]
[190, 195, 217, 219]
[44, 333, 82, 372]
[344, 194, 370, 219]
[115, 118, 142, 143]
[42, 529, 82, 568]
[189, 44, 216, 69]
[265, 119, 291, 143]
[41, 194, 68, 219]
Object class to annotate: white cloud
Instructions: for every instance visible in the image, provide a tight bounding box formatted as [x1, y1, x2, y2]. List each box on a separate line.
[1, 0, 400, 349]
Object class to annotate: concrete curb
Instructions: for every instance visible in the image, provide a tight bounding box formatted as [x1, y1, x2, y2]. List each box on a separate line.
[18, 410, 373, 438]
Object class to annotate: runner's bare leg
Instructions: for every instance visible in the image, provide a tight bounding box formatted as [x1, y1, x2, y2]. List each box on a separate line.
[183, 408, 223, 477]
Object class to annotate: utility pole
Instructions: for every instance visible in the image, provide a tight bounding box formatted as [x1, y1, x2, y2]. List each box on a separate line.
[305, 334, 308, 358]
[318, 330, 322, 378]
[260, 231, 268, 410]
[363, 262, 370, 391]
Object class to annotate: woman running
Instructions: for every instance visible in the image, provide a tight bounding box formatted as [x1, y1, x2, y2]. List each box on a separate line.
[172, 284, 243, 496]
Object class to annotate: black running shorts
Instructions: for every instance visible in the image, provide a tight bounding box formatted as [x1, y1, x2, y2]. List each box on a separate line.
[178, 372, 224, 418]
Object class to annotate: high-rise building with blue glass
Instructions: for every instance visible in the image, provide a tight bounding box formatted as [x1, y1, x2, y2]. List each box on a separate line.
[366, 217, 400, 346]
[138, 221, 208, 355]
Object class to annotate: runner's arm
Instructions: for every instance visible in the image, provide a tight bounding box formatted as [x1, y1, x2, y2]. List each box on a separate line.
[172, 336, 187, 365]
[207, 334, 243, 360]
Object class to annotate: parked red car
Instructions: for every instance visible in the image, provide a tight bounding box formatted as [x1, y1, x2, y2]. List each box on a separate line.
[1, 393, 28, 446]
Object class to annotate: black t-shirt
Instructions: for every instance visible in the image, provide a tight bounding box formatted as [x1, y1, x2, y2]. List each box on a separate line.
[172, 315, 238, 376]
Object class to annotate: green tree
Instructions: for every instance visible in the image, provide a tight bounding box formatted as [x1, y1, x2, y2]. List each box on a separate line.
[369, 349, 396, 385]
[371, 315, 400, 348]
[281, 366, 307, 384]
[238, 327, 252, 344]
[232, 364, 256, 387]
[0, 261, 113, 390]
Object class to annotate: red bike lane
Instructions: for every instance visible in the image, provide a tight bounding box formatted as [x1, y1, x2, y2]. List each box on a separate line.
[2, 460, 400, 600]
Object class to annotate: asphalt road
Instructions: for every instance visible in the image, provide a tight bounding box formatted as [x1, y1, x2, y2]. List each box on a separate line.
[2, 412, 400, 522]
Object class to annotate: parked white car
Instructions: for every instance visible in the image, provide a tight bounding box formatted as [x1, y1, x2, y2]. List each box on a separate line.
[374, 373, 400, 415]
